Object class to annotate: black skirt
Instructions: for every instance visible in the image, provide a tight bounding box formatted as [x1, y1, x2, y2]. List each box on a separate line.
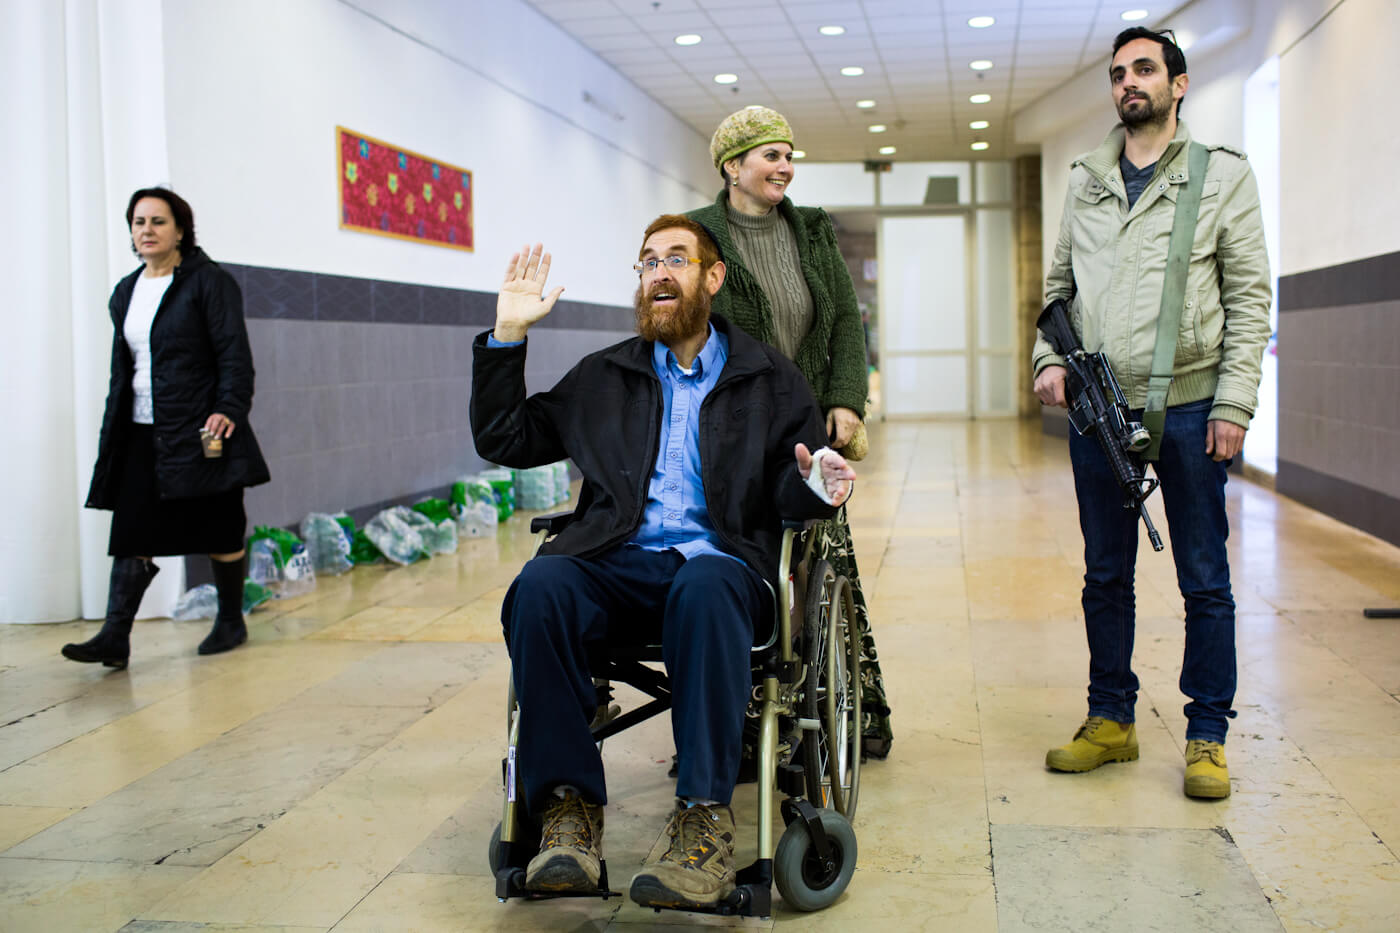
[108, 424, 247, 557]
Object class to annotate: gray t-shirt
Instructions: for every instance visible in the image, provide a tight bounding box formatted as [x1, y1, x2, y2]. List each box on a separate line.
[1120, 154, 1157, 210]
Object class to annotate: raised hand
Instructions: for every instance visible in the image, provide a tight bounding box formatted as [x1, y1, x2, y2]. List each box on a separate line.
[495, 243, 565, 342]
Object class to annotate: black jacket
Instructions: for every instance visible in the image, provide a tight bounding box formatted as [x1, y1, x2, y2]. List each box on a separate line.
[469, 315, 837, 587]
[86, 248, 270, 508]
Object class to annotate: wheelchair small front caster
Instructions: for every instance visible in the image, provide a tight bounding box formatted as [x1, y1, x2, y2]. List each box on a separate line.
[773, 807, 857, 911]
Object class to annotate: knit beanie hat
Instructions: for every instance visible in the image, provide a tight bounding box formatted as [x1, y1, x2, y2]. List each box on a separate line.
[710, 107, 794, 170]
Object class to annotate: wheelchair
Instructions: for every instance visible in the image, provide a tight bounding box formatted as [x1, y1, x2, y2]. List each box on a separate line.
[488, 514, 864, 917]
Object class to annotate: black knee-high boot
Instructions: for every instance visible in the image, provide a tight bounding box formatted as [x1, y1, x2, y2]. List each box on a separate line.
[61, 558, 160, 669]
[199, 555, 248, 656]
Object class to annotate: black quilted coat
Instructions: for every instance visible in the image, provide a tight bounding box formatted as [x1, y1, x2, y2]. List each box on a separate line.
[86, 248, 270, 508]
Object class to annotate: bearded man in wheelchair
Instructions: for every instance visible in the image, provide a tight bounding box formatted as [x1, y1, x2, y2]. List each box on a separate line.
[469, 215, 855, 911]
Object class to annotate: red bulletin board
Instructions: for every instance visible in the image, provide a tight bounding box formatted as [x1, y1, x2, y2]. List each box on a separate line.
[337, 126, 474, 252]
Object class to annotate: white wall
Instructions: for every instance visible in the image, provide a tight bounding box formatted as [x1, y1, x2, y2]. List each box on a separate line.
[1278, 0, 1400, 273]
[1, 0, 188, 623]
[160, 0, 715, 308]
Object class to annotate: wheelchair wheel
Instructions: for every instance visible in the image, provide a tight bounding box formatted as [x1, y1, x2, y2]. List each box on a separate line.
[774, 808, 857, 911]
[801, 561, 862, 821]
[488, 820, 504, 874]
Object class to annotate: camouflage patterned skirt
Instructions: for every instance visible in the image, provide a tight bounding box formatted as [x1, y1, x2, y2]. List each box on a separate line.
[804, 506, 892, 759]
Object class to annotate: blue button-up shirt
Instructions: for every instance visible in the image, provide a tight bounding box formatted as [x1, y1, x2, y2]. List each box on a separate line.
[485, 326, 738, 564]
[631, 324, 737, 564]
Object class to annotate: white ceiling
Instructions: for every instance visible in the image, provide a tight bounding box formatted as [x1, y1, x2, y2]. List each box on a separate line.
[524, 0, 1188, 163]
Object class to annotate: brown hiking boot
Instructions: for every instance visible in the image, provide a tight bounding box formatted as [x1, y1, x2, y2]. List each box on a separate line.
[629, 800, 737, 909]
[524, 790, 604, 892]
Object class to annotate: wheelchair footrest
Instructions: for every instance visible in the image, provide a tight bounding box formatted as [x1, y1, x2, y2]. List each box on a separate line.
[642, 859, 773, 919]
[494, 860, 620, 903]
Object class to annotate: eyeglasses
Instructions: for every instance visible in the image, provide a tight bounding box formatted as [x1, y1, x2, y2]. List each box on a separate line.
[633, 255, 701, 276]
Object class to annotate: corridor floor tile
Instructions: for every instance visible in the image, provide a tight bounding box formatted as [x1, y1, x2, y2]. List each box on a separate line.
[990, 824, 1281, 932]
[0, 858, 199, 933]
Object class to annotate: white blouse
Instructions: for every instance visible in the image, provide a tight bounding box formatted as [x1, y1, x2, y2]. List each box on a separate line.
[122, 272, 173, 424]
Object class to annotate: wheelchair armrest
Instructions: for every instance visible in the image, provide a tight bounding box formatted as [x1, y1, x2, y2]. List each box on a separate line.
[530, 511, 576, 536]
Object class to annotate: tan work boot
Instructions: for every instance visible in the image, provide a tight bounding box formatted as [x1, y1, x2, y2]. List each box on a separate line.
[524, 789, 604, 892]
[1184, 739, 1231, 798]
[629, 800, 737, 909]
[1045, 716, 1139, 772]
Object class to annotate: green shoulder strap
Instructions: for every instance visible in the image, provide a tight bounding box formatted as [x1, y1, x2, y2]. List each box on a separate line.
[1142, 141, 1209, 461]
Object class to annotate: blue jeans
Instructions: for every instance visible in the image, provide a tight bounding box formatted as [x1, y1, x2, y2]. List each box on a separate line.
[502, 546, 765, 814]
[1069, 398, 1237, 743]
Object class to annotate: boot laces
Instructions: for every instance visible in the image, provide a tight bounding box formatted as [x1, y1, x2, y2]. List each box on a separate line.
[1076, 715, 1108, 739]
[540, 793, 597, 853]
[663, 805, 729, 867]
[1185, 739, 1224, 765]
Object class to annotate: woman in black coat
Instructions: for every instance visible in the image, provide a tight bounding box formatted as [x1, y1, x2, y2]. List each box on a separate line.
[63, 187, 269, 668]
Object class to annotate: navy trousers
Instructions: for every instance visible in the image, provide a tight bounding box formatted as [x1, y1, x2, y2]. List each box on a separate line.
[502, 545, 766, 815]
[1070, 398, 1238, 742]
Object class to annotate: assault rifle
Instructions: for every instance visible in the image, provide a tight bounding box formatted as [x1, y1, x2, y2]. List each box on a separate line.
[1037, 299, 1164, 552]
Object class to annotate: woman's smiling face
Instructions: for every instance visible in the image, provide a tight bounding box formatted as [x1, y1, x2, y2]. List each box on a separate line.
[726, 143, 795, 212]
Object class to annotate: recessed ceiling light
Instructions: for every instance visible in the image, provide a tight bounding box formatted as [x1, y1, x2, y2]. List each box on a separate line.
[970, 93, 991, 104]
[968, 16, 995, 28]
[868, 124, 887, 133]
[970, 120, 989, 129]
[879, 146, 896, 155]
[970, 60, 993, 71]
[840, 66, 865, 77]
[1120, 9, 1149, 21]
[792, 150, 806, 159]
[971, 141, 990, 151]
[674, 34, 702, 46]
[818, 25, 845, 36]
[714, 73, 738, 85]
[856, 99, 876, 109]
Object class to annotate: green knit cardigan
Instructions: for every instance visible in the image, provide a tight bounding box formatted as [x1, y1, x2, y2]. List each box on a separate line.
[687, 192, 869, 417]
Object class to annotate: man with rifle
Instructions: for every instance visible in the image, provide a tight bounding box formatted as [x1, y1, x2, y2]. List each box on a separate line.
[1032, 26, 1271, 798]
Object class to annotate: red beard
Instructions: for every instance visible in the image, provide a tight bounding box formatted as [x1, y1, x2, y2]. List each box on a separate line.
[634, 279, 711, 345]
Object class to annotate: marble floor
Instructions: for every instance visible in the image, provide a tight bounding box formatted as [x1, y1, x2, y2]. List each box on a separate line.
[2, 419, 1398, 932]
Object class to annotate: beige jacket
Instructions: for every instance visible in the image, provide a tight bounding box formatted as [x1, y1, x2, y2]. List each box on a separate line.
[1033, 121, 1272, 428]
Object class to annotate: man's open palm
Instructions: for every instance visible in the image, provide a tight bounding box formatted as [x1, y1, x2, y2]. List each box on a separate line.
[495, 244, 565, 342]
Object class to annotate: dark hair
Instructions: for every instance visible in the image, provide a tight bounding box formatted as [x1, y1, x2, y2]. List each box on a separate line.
[640, 214, 722, 271]
[718, 148, 746, 186]
[1111, 27, 1187, 116]
[125, 187, 197, 257]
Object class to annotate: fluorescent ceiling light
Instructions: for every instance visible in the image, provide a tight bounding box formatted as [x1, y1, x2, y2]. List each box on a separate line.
[840, 66, 865, 77]
[970, 60, 993, 71]
[856, 99, 876, 109]
[970, 120, 989, 129]
[714, 73, 738, 85]
[968, 16, 995, 28]
[819, 25, 845, 36]
[868, 124, 887, 133]
[878, 146, 896, 155]
[745, 104, 764, 109]
[1120, 9, 1149, 21]
[674, 34, 701, 46]
[792, 150, 806, 159]
[970, 93, 991, 103]
[971, 141, 990, 150]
